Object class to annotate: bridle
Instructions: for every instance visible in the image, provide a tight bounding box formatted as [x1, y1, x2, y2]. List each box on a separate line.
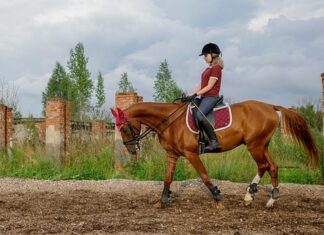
[118, 102, 188, 150]
[120, 122, 153, 150]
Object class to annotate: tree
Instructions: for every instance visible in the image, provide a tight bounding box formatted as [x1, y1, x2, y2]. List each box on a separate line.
[94, 72, 106, 119]
[96, 72, 105, 108]
[153, 59, 183, 103]
[117, 72, 135, 93]
[67, 42, 93, 120]
[292, 99, 323, 132]
[0, 79, 21, 118]
[42, 62, 71, 115]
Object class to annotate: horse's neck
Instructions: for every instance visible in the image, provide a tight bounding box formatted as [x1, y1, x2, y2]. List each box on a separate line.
[128, 103, 179, 129]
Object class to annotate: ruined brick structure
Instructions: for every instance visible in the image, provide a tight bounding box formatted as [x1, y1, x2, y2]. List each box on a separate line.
[115, 93, 143, 110]
[91, 120, 106, 139]
[45, 98, 71, 164]
[0, 104, 13, 149]
[322, 73, 324, 136]
[13, 118, 46, 144]
[114, 92, 143, 171]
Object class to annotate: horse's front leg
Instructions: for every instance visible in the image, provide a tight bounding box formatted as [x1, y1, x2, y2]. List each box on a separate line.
[154, 155, 178, 209]
[185, 152, 224, 209]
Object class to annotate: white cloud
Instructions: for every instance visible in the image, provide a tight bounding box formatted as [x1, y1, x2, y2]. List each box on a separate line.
[248, 0, 324, 32]
[0, 0, 323, 116]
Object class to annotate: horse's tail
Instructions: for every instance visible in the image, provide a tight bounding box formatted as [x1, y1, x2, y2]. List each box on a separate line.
[274, 105, 319, 167]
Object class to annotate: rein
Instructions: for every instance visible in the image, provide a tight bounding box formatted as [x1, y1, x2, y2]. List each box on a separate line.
[122, 102, 188, 147]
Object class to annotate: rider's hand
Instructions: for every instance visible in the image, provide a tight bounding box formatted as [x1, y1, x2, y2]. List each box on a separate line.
[188, 93, 198, 101]
[182, 93, 197, 102]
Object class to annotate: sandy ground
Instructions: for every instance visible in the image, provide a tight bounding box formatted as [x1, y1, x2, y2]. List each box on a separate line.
[0, 178, 323, 234]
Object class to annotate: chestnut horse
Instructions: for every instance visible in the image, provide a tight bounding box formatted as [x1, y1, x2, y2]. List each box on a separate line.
[111, 100, 318, 209]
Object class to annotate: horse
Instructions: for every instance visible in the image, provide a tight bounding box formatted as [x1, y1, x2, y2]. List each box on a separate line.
[111, 100, 318, 209]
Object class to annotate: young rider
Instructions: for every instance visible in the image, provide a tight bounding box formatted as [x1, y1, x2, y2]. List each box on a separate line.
[187, 43, 224, 152]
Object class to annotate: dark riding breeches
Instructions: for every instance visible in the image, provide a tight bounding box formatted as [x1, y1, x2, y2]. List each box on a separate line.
[196, 96, 220, 122]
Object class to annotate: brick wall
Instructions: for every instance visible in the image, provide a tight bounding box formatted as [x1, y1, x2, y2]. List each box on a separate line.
[114, 92, 143, 171]
[45, 98, 71, 164]
[36, 121, 46, 143]
[322, 73, 324, 136]
[0, 104, 13, 149]
[13, 118, 46, 144]
[115, 92, 143, 110]
[92, 120, 106, 139]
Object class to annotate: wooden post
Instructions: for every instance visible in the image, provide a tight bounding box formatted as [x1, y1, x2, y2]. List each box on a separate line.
[114, 92, 143, 171]
[45, 98, 71, 164]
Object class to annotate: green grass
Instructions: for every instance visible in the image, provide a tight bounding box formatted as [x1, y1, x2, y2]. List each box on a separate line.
[0, 141, 115, 180]
[0, 129, 323, 184]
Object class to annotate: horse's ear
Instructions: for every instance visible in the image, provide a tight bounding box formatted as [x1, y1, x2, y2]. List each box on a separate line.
[116, 107, 125, 119]
[110, 108, 118, 118]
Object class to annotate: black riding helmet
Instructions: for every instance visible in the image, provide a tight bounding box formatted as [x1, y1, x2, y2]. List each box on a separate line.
[199, 43, 221, 56]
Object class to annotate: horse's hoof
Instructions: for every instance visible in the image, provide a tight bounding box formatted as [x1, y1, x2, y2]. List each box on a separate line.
[244, 200, 253, 206]
[215, 201, 225, 209]
[154, 200, 168, 209]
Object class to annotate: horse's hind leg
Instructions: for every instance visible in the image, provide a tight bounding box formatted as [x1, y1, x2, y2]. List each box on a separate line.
[264, 148, 279, 208]
[244, 147, 269, 206]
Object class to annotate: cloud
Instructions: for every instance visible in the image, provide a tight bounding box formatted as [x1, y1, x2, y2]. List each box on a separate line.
[223, 15, 324, 105]
[12, 73, 50, 116]
[0, 0, 323, 116]
[248, 0, 324, 32]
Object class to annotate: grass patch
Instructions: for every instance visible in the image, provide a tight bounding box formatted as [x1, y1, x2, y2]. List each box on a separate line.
[0, 129, 323, 184]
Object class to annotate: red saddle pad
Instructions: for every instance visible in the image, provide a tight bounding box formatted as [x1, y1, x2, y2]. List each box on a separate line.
[186, 104, 232, 134]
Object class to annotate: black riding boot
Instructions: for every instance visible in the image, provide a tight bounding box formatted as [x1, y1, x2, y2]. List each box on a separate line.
[200, 118, 221, 153]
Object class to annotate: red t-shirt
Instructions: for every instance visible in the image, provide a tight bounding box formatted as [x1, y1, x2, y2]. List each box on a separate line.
[200, 64, 222, 97]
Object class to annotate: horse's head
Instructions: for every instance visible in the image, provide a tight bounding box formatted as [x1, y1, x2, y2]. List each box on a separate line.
[110, 107, 141, 155]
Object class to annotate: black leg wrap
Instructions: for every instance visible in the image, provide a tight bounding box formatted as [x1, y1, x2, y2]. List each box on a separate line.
[161, 186, 171, 204]
[209, 186, 222, 201]
[271, 188, 280, 199]
[248, 183, 258, 194]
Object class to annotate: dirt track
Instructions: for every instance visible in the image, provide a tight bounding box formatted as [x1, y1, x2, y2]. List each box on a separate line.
[0, 178, 323, 234]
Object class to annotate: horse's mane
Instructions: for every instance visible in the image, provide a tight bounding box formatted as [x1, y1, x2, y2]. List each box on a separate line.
[125, 102, 186, 119]
[125, 102, 184, 112]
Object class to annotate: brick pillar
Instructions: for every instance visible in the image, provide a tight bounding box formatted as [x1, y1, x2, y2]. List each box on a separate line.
[92, 120, 106, 140]
[114, 92, 143, 171]
[45, 98, 71, 164]
[0, 104, 13, 150]
[322, 73, 324, 137]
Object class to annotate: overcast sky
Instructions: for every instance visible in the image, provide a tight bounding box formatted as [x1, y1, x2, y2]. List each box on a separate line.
[0, 0, 323, 116]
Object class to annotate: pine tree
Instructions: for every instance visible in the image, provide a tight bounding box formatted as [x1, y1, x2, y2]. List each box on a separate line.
[67, 42, 93, 120]
[117, 72, 135, 93]
[94, 72, 106, 119]
[42, 62, 71, 114]
[96, 72, 105, 108]
[153, 59, 183, 103]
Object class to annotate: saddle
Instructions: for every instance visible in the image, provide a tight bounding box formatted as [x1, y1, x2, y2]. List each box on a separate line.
[186, 96, 232, 153]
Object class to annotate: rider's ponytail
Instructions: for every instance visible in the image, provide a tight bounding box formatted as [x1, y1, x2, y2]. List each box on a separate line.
[211, 54, 224, 69]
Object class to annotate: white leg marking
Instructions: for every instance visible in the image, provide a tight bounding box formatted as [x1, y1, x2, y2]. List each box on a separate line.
[266, 198, 276, 208]
[252, 174, 261, 184]
[244, 174, 261, 202]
